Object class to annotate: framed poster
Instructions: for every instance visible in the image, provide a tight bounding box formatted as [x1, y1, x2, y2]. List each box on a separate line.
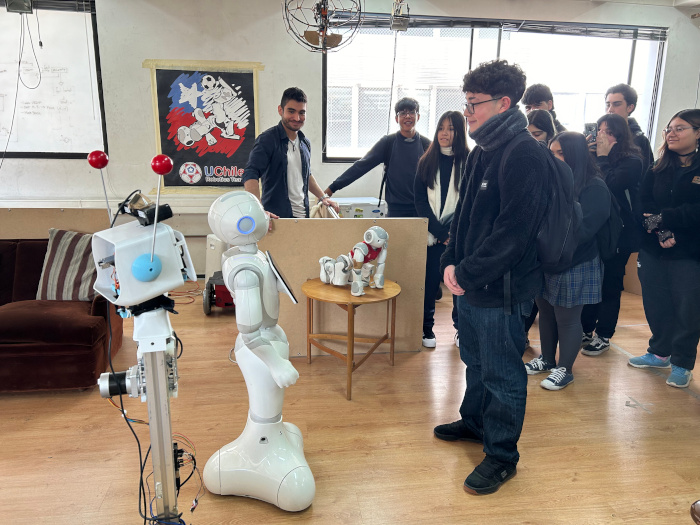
[143, 60, 263, 189]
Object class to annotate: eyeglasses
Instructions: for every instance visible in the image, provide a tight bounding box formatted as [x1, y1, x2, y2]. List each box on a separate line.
[396, 110, 418, 118]
[462, 97, 504, 115]
[662, 125, 698, 135]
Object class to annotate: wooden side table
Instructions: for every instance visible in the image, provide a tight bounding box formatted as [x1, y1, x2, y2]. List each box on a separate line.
[301, 278, 401, 400]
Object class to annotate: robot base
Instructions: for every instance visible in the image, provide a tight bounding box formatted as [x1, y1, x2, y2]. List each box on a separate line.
[203, 413, 315, 512]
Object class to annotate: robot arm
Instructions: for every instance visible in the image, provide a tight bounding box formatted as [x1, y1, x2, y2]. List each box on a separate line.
[231, 269, 299, 388]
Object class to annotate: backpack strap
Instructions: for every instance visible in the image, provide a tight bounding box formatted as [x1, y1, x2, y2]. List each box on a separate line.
[496, 131, 534, 315]
[377, 134, 397, 206]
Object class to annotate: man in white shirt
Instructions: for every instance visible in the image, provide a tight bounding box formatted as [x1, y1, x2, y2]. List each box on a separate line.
[243, 87, 337, 218]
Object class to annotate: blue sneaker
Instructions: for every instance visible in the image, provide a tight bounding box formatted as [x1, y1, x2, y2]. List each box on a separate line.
[525, 355, 555, 375]
[540, 367, 574, 390]
[666, 365, 693, 388]
[628, 352, 671, 369]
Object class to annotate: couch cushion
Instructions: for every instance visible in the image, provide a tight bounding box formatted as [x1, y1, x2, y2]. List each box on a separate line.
[0, 300, 105, 346]
[0, 241, 18, 307]
[36, 229, 96, 301]
[12, 240, 48, 302]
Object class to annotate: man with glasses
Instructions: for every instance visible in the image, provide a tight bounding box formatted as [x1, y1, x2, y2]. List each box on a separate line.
[604, 83, 654, 174]
[435, 59, 549, 495]
[324, 97, 430, 217]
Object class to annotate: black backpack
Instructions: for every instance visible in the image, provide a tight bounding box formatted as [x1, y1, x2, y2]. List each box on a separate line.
[499, 133, 582, 275]
[594, 181, 624, 260]
[377, 132, 431, 205]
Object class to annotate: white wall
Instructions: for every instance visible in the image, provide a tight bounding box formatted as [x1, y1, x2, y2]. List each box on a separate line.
[0, 0, 698, 210]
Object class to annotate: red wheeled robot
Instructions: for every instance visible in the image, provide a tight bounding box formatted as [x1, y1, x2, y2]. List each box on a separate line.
[203, 271, 235, 315]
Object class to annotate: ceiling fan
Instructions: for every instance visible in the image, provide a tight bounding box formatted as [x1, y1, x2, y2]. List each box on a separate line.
[282, 0, 363, 53]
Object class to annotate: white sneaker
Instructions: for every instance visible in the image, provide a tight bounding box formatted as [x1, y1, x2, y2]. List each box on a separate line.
[423, 331, 436, 348]
[454, 332, 459, 347]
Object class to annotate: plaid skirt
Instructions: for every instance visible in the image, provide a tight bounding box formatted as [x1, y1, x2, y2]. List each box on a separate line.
[541, 256, 603, 308]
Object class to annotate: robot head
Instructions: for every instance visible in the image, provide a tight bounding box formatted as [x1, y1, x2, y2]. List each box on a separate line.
[208, 191, 269, 246]
[201, 74, 218, 91]
[364, 226, 388, 249]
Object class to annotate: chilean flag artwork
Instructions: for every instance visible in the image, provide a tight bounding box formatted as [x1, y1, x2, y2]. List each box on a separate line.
[155, 68, 256, 187]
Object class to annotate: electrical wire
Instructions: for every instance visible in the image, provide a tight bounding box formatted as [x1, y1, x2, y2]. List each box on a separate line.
[19, 13, 42, 90]
[0, 16, 24, 173]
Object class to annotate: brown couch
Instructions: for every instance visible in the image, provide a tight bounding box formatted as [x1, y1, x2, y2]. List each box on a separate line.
[0, 239, 123, 392]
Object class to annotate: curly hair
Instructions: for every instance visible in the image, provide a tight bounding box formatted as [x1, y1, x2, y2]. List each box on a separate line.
[462, 59, 527, 107]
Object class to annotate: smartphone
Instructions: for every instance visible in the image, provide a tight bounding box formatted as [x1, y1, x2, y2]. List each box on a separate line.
[584, 122, 598, 142]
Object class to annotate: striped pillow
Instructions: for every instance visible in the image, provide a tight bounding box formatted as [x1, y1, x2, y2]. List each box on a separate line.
[36, 229, 97, 301]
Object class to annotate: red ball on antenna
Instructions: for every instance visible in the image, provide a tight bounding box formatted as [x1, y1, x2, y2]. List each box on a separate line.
[87, 150, 109, 169]
[151, 154, 173, 176]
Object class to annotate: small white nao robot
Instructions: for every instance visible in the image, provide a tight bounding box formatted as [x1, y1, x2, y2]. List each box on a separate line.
[319, 226, 389, 296]
[203, 191, 315, 512]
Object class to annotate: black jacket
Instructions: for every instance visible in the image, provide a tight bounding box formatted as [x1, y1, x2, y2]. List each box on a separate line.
[638, 157, 700, 260]
[242, 122, 311, 218]
[595, 145, 644, 252]
[440, 131, 549, 308]
[628, 118, 654, 175]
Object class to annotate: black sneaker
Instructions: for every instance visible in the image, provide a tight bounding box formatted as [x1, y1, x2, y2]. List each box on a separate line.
[464, 456, 517, 495]
[581, 331, 594, 348]
[436, 286, 443, 301]
[581, 335, 610, 356]
[434, 420, 482, 443]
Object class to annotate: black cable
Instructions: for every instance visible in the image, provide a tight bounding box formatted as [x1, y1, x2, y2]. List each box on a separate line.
[175, 333, 183, 359]
[19, 13, 42, 90]
[35, 10, 43, 48]
[0, 16, 24, 174]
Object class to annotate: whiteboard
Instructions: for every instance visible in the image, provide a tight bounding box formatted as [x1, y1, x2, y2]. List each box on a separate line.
[0, 10, 105, 155]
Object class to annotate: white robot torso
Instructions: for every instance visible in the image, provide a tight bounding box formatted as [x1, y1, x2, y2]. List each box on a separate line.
[221, 245, 280, 330]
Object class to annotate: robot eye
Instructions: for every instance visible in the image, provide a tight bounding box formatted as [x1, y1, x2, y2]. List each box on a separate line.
[237, 215, 255, 234]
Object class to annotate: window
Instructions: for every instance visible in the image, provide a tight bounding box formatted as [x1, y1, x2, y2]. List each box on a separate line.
[323, 14, 666, 160]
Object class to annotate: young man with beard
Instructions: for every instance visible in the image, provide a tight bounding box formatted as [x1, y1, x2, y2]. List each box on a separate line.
[435, 60, 549, 495]
[243, 87, 337, 219]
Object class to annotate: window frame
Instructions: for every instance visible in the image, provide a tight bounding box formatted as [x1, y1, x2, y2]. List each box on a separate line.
[322, 13, 667, 163]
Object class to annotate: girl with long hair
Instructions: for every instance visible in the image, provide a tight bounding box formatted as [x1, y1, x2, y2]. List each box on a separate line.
[414, 110, 469, 347]
[525, 132, 610, 389]
[628, 109, 700, 388]
[527, 109, 557, 144]
[580, 113, 644, 356]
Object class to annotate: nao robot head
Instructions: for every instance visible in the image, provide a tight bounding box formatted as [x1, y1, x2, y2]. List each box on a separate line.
[208, 191, 269, 247]
[364, 226, 389, 249]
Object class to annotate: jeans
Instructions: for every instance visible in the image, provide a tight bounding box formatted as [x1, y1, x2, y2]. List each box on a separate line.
[457, 295, 529, 466]
[581, 250, 631, 338]
[638, 250, 700, 370]
[424, 243, 458, 332]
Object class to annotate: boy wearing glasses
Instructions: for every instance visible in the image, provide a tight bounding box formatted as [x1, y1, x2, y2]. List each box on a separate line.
[435, 59, 549, 495]
[324, 97, 430, 217]
[604, 83, 654, 174]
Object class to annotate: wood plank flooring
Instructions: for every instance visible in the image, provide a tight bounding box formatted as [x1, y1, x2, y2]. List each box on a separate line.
[2, 286, 699, 524]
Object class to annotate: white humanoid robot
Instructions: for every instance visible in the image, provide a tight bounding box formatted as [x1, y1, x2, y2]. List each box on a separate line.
[93, 192, 197, 523]
[319, 226, 389, 297]
[203, 191, 315, 512]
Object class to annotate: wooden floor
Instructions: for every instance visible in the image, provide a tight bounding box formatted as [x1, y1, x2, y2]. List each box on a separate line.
[3, 286, 699, 524]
